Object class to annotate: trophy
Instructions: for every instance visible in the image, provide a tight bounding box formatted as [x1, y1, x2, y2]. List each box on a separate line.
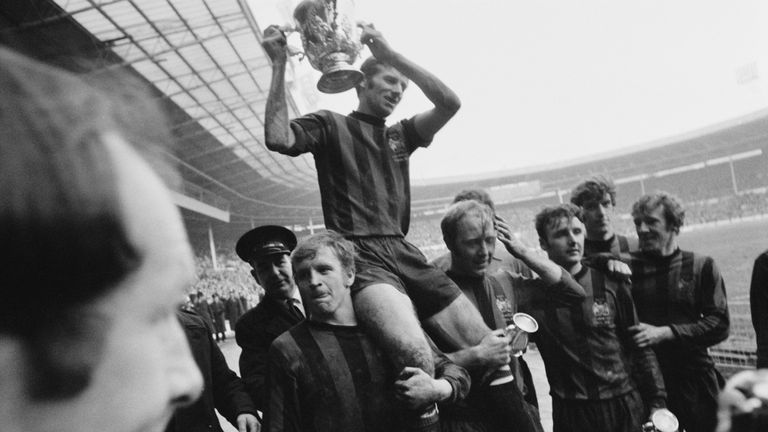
[641, 409, 679, 432]
[505, 313, 538, 357]
[488, 313, 539, 386]
[292, 0, 363, 94]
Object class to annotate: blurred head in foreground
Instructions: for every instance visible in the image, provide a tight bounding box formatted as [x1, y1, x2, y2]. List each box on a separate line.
[0, 47, 203, 432]
[716, 369, 768, 432]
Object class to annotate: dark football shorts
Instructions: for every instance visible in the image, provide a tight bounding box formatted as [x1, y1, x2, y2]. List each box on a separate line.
[552, 389, 644, 432]
[349, 236, 462, 319]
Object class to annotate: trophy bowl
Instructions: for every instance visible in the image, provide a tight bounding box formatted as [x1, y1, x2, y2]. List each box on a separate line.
[506, 313, 538, 357]
[642, 409, 679, 432]
[512, 312, 538, 333]
[293, 0, 363, 94]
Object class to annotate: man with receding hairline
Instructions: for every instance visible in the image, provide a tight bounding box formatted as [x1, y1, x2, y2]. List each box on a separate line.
[438, 199, 587, 432]
[262, 20, 509, 424]
[431, 188, 534, 278]
[629, 192, 729, 432]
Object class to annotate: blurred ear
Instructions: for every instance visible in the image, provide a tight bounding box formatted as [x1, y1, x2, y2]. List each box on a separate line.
[360, 76, 368, 87]
[443, 239, 453, 254]
[538, 236, 549, 252]
[249, 269, 261, 284]
[344, 269, 356, 288]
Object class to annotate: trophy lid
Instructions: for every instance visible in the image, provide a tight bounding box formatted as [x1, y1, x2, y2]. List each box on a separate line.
[512, 312, 538, 333]
[651, 409, 679, 432]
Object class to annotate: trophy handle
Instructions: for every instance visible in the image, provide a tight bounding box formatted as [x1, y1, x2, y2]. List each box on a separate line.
[264, 25, 305, 61]
[288, 47, 305, 61]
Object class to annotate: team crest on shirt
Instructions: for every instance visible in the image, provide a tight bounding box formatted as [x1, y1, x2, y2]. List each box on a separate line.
[387, 128, 408, 162]
[592, 298, 614, 327]
[495, 295, 515, 323]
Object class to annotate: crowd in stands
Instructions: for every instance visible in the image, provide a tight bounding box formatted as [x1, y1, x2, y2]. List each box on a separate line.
[407, 188, 768, 257]
[685, 190, 768, 225]
[188, 251, 263, 336]
[191, 252, 260, 299]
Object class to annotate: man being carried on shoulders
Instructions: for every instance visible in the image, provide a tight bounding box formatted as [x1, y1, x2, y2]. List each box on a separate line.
[262, 22, 504, 423]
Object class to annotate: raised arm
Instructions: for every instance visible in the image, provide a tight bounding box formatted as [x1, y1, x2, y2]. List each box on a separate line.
[262, 25, 297, 153]
[360, 24, 460, 140]
[495, 216, 567, 285]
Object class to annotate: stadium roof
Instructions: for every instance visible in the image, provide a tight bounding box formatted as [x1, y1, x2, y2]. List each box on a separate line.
[3, 0, 768, 226]
[1, 0, 325, 225]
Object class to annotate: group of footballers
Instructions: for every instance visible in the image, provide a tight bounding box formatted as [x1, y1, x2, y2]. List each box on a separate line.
[0, 16, 748, 432]
[234, 181, 729, 432]
[228, 23, 732, 432]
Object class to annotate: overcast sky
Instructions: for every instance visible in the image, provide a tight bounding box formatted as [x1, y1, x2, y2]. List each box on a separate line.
[250, 0, 768, 182]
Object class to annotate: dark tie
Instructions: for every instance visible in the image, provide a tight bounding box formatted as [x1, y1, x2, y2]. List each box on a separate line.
[286, 299, 304, 321]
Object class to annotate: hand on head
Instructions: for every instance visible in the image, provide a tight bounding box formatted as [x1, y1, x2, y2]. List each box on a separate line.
[357, 22, 395, 62]
[495, 216, 526, 258]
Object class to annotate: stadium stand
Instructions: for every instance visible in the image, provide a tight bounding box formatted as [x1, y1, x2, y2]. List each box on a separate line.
[191, 252, 259, 303]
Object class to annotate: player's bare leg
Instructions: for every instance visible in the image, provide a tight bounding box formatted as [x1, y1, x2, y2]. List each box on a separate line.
[354, 283, 435, 376]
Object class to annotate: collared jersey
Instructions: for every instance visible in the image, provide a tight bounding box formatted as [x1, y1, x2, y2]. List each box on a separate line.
[630, 249, 729, 432]
[285, 110, 430, 237]
[443, 269, 585, 422]
[523, 266, 665, 404]
[630, 249, 730, 371]
[266, 322, 398, 432]
[265, 321, 469, 432]
[584, 234, 635, 262]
